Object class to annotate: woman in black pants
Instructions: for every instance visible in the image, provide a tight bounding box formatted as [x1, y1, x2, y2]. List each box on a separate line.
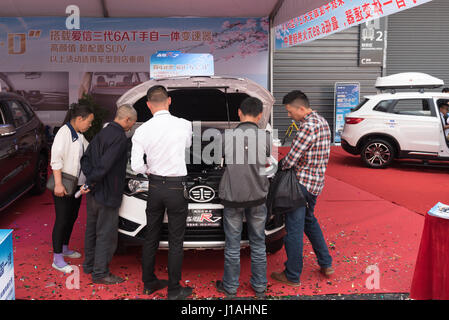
[50, 104, 94, 273]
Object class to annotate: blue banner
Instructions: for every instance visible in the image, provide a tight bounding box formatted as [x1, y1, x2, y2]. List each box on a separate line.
[0, 230, 14, 300]
[334, 82, 360, 144]
[150, 51, 214, 79]
[275, 0, 433, 49]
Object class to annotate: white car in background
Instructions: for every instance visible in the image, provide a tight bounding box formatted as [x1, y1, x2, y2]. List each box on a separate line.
[341, 73, 449, 168]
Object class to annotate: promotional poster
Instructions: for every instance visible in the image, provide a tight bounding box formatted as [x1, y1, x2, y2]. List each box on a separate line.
[0, 17, 269, 127]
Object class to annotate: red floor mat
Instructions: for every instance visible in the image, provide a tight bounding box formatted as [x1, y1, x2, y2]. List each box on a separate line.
[0, 174, 424, 299]
[326, 146, 449, 216]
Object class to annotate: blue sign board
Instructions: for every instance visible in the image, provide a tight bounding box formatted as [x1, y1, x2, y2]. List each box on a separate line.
[150, 51, 214, 79]
[334, 82, 360, 144]
[0, 230, 15, 300]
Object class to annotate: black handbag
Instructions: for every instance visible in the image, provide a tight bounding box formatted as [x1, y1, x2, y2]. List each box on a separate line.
[267, 165, 308, 215]
[46, 172, 79, 196]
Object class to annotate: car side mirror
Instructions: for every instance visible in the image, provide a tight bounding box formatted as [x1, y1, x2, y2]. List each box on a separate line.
[0, 124, 16, 137]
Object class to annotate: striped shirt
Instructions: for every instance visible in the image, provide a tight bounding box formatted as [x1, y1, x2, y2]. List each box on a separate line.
[282, 111, 331, 196]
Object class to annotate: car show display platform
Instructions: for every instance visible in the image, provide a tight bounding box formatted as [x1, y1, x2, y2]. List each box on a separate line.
[0, 146, 442, 299]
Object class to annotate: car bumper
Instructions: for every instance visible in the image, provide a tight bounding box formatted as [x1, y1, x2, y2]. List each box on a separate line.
[118, 194, 285, 250]
[341, 139, 358, 155]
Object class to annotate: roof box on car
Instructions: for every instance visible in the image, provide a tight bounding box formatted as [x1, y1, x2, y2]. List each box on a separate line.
[375, 73, 444, 90]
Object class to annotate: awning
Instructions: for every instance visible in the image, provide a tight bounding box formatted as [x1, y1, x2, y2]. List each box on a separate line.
[0, 0, 434, 48]
[0, 0, 309, 19]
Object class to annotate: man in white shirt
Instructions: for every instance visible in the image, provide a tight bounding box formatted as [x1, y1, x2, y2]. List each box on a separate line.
[131, 85, 193, 300]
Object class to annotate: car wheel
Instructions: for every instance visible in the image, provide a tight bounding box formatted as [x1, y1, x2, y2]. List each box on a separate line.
[31, 153, 48, 195]
[361, 139, 395, 169]
[266, 238, 284, 254]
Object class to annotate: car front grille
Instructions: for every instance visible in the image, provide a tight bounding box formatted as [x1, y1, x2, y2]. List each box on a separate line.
[135, 224, 249, 242]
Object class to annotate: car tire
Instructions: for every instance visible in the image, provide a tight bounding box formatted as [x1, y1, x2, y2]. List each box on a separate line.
[361, 139, 395, 169]
[31, 153, 48, 195]
[266, 238, 284, 254]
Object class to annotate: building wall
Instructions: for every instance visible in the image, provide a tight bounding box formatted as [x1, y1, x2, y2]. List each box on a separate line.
[273, 26, 382, 144]
[386, 0, 449, 86]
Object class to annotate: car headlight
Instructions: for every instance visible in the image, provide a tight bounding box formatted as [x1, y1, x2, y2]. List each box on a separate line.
[127, 179, 148, 194]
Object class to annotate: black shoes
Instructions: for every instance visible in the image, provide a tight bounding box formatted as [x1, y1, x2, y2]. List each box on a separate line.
[167, 286, 193, 300]
[253, 289, 266, 299]
[143, 279, 169, 295]
[215, 280, 236, 299]
[92, 273, 125, 285]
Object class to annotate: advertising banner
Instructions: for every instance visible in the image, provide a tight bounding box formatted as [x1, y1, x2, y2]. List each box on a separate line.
[275, 0, 432, 50]
[334, 82, 360, 144]
[0, 17, 269, 126]
[0, 230, 15, 300]
[150, 51, 214, 79]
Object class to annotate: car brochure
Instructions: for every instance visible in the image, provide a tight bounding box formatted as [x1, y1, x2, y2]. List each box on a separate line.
[428, 202, 449, 220]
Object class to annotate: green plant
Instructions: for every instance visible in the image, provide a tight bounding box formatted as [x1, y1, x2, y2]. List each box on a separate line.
[77, 93, 109, 141]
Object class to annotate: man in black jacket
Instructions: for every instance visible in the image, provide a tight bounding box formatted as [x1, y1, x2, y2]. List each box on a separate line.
[80, 104, 137, 284]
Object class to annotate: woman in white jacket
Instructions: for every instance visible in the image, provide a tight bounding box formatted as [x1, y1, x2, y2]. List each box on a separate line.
[50, 104, 94, 273]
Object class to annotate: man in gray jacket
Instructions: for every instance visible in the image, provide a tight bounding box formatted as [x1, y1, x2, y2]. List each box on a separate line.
[216, 97, 271, 299]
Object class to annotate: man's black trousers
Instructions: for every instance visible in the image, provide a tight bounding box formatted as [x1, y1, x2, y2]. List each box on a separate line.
[83, 194, 119, 280]
[141, 177, 188, 294]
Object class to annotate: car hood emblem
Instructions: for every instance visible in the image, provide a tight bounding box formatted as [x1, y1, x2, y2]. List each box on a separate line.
[189, 185, 215, 203]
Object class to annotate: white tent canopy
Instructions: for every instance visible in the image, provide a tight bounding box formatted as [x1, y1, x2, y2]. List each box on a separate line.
[0, 0, 329, 24]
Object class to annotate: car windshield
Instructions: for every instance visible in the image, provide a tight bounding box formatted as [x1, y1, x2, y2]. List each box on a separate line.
[92, 72, 149, 89]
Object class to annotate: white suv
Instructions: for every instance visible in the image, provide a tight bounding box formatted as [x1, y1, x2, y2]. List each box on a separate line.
[341, 73, 449, 168]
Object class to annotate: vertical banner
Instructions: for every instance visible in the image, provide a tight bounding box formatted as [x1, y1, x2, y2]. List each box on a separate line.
[334, 82, 360, 144]
[275, 0, 433, 50]
[359, 18, 387, 67]
[0, 230, 15, 300]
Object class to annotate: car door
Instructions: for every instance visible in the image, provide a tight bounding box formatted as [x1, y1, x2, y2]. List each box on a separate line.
[0, 101, 21, 208]
[386, 98, 440, 154]
[435, 97, 449, 157]
[6, 99, 35, 188]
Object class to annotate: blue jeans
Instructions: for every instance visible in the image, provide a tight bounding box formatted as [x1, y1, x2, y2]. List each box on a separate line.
[284, 184, 332, 283]
[222, 204, 268, 294]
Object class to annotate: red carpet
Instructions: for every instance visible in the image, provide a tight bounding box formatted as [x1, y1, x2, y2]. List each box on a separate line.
[0, 157, 425, 299]
[326, 147, 449, 216]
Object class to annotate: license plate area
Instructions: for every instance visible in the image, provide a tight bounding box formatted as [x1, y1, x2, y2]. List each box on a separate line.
[187, 208, 223, 227]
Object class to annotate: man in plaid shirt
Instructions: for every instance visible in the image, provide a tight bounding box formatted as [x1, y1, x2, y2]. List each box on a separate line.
[271, 90, 334, 286]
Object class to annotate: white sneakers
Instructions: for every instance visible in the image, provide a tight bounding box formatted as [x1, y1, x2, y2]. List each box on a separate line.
[63, 251, 82, 259]
[52, 250, 82, 273]
[52, 262, 74, 273]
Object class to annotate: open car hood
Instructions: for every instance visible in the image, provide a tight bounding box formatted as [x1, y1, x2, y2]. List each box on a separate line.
[116, 76, 274, 128]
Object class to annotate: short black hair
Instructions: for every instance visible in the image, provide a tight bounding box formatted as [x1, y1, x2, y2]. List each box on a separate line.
[147, 85, 169, 102]
[442, 87, 449, 93]
[239, 97, 263, 117]
[282, 90, 310, 108]
[439, 102, 449, 109]
[69, 103, 93, 120]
